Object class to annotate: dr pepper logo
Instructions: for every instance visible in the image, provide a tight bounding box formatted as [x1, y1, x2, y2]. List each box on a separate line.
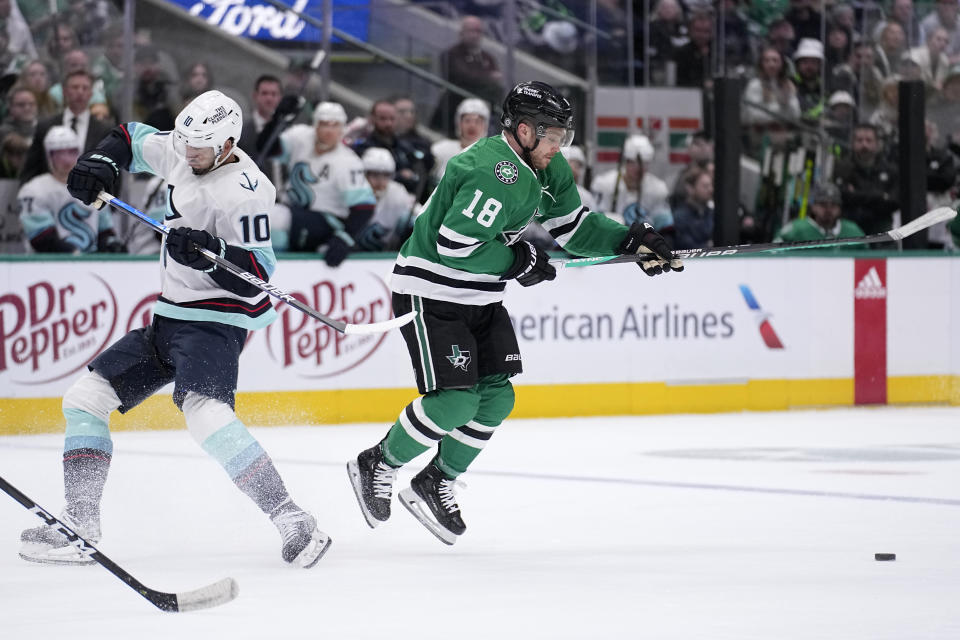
[265, 272, 392, 378]
[0, 275, 118, 383]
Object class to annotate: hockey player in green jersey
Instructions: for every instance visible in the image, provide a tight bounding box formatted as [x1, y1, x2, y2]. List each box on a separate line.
[347, 81, 683, 544]
[774, 182, 866, 249]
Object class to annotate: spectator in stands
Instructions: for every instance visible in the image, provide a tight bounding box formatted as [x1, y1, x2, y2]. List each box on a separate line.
[825, 22, 853, 77]
[742, 45, 800, 154]
[924, 120, 958, 249]
[833, 123, 899, 236]
[906, 26, 951, 94]
[1, 0, 38, 61]
[237, 74, 288, 170]
[181, 61, 214, 107]
[717, 0, 753, 73]
[928, 63, 960, 141]
[45, 21, 81, 76]
[19, 60, 57, 119]
[430, 16, 504, 136]
[672, 167, 714, 249]
[824, 90, 857, 147]
[831, 2, 858, 35]
[48, 49, 107, 110]
[768, 18, 797, 63]
[830, 39, 883, 118]
[792, 38, 826, 124]
[671, 130, 714, 206]
[354, 100, 431, 200]
[91, 22, 124, 111]
[356, 147, 416, 253]
[591, 133, 672, 231]
[875, 21, 908, 77]
[392, 95, 435, 196]
[132, 46, 177, 131]
[873, 0, 921, 48]
[0, 86, 37, 144]
[868, 75, 900, 142]
[20, 69, 110, 184]
[648, 0, 688, 84]
[675, 12, 713, 88]
[0, 131, 28, 179]
[920, 0, 960, 64]
[774, 182, 865, 245]
[430, 97, 490, 185]
[784, 0, 823, 46]
[560, 145, 598, 211]
[18, 125, 124, 253]
[272, 101, 376, 265]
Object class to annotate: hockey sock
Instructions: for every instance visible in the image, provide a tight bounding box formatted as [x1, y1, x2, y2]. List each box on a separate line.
[62, 408, 113, 523]
[437, 374, 514, 477]
[382, 388, 481, 467]
[200, 419, 290, 515]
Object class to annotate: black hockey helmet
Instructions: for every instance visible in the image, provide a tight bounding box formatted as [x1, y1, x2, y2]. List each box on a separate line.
[501, 81, 575, 148]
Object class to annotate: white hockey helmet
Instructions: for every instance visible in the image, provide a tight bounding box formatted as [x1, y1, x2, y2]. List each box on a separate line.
[173, 90, 242, 168]
[623, 134, 654, 164]
[44, 125, 81, 153]
[313, 101, 347, 125]
[560, 144, 586, 167]
[456, 98, 491, 124]
[362, 147, 396, 174]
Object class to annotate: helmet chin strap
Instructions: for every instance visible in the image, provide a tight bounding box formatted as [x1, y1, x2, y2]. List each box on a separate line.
[509, 126, 541, 170]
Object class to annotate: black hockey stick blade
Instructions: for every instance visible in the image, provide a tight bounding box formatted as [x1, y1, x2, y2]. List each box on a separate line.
[95, 191, 416, 335]
[552, 206, 957, 269]
[1, 475, 238, 613]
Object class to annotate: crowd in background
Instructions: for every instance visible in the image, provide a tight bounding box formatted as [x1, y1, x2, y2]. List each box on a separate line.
[3, 0, 960, 259]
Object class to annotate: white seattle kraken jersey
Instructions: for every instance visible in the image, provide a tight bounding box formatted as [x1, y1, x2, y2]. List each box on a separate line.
[127, 122, 278, 330]
[18, 174, 113, 253]
[430, 138, 476, 182]
[590, 170, 671, 225]
[278, 125, 375, 218]
[370, 180, 416, 250]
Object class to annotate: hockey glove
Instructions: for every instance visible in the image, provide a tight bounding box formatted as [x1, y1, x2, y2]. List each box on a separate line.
[501, 240, 556, 287]
[357, 223, 388, 252]
[165, 227, 223, 271]
[67, 152, 120, 207]
[275, 95, 305, 123]
[324, 235, 351, 267]
[617, 222, 684, 276]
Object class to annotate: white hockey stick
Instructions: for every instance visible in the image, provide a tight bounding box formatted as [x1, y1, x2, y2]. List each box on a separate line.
[552, 206, 957, 268]
[97, 191, 415, 335]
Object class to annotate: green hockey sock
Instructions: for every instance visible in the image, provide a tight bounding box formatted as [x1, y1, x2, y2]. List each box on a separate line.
[382, 387, 480, 467]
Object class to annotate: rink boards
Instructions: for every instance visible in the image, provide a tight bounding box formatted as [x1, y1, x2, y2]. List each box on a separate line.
[0, 254, 957, 433]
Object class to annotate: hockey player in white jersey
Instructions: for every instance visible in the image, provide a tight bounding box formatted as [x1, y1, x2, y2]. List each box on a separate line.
[274, 100, 376, 265]
[17, 126, 125, 253]
[19, 90, 331, 569]
[429, 97, 490, 184]
[590, 133, 673, 233]
[559, 145, 598, 212]
[356, 147, 416, 252]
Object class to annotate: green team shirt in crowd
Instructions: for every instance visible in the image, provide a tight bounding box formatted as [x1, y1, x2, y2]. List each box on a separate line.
[774, 216, 867, 250]
[390, 133, 628, 305]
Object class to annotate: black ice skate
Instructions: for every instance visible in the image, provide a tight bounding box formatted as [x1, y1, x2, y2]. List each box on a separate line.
[20, 506, 100, 566]
[347, 442, 398, 528]
[270, 502, 331, 569]
[399, 462, 466, 545]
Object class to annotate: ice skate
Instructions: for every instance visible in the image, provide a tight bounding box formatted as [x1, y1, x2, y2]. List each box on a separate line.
[399, 462, 466, 545]
[347, 442, 398, 528]
[20, 507, 100, 566]
[271, 502, 331, 569]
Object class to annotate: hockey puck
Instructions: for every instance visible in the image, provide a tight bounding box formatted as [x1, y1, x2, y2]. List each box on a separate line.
[874, 553, 896, 561]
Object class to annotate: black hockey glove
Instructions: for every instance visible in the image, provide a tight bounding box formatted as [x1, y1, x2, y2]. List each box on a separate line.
[501, 240, 556, 287]
[324, 235, 351, 267]
[97, 231, 127, 253]
[617, 222, 684, 276]
[275, 95, 305, 123]
[67, 152, 120, 206]
[165, 227, 222, 271]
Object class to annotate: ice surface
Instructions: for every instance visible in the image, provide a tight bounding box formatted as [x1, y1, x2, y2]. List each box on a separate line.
[2, 407, 959, 639]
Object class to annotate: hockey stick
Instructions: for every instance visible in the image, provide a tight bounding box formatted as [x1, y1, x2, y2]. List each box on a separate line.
[96, 191, 416, 335]
[552, 206, 957, 269]
[1, 475, 237, 613]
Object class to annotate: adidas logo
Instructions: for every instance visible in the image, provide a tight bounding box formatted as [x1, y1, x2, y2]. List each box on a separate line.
[855, 266, 886, 299]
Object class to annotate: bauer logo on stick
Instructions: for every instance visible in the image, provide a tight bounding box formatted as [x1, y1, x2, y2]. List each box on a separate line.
[495, 160, 519, 184]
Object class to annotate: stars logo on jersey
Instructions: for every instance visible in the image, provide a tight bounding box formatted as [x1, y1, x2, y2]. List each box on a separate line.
[240, 172, 258, 192]
[495, 160, 519, 185]
[446, 345, 471, 371]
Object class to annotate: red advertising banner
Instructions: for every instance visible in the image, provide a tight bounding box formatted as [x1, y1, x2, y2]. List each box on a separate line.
[854, 259, 887, 404]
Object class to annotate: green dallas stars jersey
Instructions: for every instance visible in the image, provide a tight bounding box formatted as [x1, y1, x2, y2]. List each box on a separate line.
[390, 133, 628, 305]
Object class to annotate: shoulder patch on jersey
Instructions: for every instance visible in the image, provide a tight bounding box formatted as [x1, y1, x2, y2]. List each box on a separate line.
[494, 160, 519, 185]
[240, 171, 258, 192]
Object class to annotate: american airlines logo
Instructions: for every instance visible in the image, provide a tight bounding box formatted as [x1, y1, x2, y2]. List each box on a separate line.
[855, 266, 886, 299]
[738, 285, 784, 349]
